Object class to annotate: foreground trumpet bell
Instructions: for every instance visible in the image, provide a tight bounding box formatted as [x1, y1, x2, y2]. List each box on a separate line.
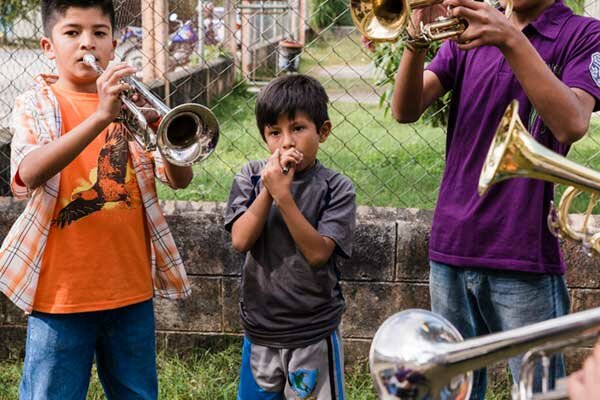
[370, 308, 600, 400]
[83, 54, 219, 166]
[479, 100, 600, 255]
[370, 310, 472, 399]
[350, 0, 512, 43]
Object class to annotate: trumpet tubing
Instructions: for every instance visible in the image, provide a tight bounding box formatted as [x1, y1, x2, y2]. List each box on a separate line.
[370, 308, 600, 400]
[478, 100, 600, 255]
[82, 54, 219, 166]
[350, 0, 512, 43]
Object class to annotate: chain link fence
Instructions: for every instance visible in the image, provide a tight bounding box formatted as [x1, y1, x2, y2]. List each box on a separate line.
[0, 0, 599, 209]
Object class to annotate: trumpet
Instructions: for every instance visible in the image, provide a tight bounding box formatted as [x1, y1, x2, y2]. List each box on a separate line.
[369, 308, 600, 400]
[350, 0, 513, 44]
[479, 100, 600, 255]
[83, 54, 219, 167]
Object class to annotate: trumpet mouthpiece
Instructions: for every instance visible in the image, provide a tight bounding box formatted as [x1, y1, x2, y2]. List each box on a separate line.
[82, 54, 96, 65]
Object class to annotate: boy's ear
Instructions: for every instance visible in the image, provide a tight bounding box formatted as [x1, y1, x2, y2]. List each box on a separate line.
[110, 38, 117, 61]
[40, 36, 55, 60]
[318, 120, 332, 143]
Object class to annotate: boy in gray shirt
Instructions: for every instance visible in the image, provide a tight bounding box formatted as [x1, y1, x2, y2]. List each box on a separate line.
[224, 74, 356, 400]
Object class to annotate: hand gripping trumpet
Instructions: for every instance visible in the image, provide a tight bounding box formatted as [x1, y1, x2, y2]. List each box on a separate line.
[349, 0, 513, 44]
[370, 307, 600, 400]
[83, 54, 219, 166]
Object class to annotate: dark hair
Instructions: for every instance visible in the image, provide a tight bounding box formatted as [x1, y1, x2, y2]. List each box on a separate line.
[255, 74, 330, 140]
[42, 0, 116, 37]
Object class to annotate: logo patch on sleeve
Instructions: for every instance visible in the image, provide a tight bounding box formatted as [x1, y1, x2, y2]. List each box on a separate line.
[288, 368, 318, 399]
[590, 52, 600, 88]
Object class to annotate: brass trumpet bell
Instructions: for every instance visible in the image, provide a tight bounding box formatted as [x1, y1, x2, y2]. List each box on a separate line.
[156, 103, 219, 166]
[370, 307, 600, 400]
[350, 0, 512, 43]
[479, 100, 600, 254]
[350, 0, 410, 42]
[83, 54, 219, 167]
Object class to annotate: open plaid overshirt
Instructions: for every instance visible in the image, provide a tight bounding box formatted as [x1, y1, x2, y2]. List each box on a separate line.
[0, 75, 191, 313]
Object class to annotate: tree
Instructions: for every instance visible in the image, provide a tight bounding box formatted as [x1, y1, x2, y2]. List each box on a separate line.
[0, 0, 39, 44]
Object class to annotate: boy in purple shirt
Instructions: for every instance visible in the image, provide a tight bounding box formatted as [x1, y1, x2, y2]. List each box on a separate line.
[391, 0, 600, 398]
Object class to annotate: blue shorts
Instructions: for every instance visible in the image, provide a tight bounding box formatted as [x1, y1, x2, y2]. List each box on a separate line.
[237, 330, 345, 400]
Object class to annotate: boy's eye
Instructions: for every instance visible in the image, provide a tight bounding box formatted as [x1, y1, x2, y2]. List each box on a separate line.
[293, 125, 305, 132]
[95, 31, 108, 37]
[65, 30, 78, 36]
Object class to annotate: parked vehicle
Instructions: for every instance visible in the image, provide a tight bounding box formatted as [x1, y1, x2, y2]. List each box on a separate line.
[116, 13, 199, 75]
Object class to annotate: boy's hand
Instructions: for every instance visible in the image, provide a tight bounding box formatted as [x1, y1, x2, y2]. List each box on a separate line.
[280, 148, 303, 175]
[131, 92, 161, 124]
[95, 62, 137, 125]
[261, 149, 293, 202]
[568, 341, 600, 400]
[407, 4, 449, 39]
[444, 0, 515, 50]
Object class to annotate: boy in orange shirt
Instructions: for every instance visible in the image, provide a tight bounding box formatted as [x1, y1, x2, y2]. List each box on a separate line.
[0, 1, 193, 398]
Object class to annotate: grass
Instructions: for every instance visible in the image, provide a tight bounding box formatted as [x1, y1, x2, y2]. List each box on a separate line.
[0, 344, 514, 400]
[160, 88, 600, 211]
[161, 89, 447, 208]
[0, 345, 377, 400]
[299, 31, 371, 73]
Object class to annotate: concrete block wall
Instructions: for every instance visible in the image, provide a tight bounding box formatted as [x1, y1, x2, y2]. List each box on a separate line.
[1, 197, 599, 384]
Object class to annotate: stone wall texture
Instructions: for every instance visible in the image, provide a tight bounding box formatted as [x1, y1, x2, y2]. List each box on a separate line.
[0, 197, 599, 386]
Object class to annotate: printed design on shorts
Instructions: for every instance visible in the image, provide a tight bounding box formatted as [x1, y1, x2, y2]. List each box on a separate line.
[288, 368, 318, 399]
[53, 125, 140, 228]
[590, 52, 600, 88]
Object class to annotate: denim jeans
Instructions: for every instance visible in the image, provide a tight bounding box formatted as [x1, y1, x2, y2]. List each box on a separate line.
[19, 299, 157, 400]
[429, 261, 570, 400]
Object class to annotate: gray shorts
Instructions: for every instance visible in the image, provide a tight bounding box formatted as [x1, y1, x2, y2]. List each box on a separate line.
[237, 329, 345, 400]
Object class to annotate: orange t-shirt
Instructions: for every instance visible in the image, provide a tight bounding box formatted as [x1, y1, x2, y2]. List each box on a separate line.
[33, 84, 153, 313]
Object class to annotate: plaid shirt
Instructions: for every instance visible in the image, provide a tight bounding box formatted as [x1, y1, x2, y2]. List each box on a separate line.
[0, 75, 191, 313]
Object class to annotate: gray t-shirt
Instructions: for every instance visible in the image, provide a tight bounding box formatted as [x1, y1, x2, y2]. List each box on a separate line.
[224, 160, 356, 348]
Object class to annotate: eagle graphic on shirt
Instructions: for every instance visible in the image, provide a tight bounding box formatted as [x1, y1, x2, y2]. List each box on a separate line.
[53, 126, 139, 228]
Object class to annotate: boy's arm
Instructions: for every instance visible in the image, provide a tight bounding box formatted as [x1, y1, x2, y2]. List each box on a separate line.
[275, 195, 336, 267]
[18, 63, 136, 190]
[390, 6, 449, 123]
[230, 189, 273, 252]
[261, 150, 336, 267]
[447, 0, 596, 144]
[162, 161, 193, 189]
[225, 160, 274, 252]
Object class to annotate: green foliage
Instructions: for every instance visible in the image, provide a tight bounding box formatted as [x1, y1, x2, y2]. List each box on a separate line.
[311, 0, 353, 30]
[371, 39, 451, 127]
[564, 0, 585, 14]
[0, 0, 39, 43]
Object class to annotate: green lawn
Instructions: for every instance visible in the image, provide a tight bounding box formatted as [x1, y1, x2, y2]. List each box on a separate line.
[0, 344, 515, 400]
[0, 346, 377, 400]
[160, 89, 600, 211]
[299, 31, 371, 73]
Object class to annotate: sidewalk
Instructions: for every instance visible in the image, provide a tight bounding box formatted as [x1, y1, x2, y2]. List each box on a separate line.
[311, 63, 383, 105]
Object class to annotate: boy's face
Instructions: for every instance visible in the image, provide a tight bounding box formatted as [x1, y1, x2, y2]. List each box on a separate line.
[41, 7, 116, 91]
[263, 111, 331, 172]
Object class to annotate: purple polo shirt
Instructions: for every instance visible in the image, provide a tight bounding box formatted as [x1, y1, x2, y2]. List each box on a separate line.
[426, 1, 600, 274]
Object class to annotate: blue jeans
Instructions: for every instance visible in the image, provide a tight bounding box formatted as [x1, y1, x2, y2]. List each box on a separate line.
[429, 261, 570, 400]
[19, 299, 157, 400]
